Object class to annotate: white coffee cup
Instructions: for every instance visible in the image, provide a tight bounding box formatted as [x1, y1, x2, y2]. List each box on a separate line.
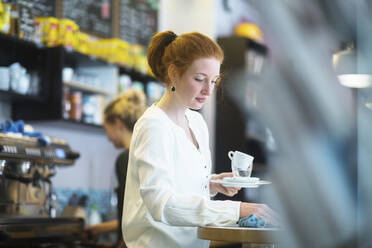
[0, 67, 10, 91]
[62, 67, 74, 82]
[228, 151, 254, 177]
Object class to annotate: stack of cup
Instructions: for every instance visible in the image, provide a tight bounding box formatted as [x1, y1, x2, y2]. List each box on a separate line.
[0, 67, 9, 91]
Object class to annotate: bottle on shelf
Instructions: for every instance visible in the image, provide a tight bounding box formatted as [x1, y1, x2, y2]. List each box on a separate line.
[69, 91, 82, 121]
[9, 0, 18, 37]
[88, 204, 102, 226]
[0, 2, 11, 34]
[63, 87, 71, 120]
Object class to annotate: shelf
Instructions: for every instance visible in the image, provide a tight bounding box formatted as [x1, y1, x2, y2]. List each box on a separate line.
[26, 119, 105, 133]
[63, 81, 115, 96]
[0, 34, 155, 127]
[63, 47, 157, 83]
[61, 118, 103, 129]
[0, 33, 43, 50]
[0, 34, 157, 83]
[119, 66, 157, 82]
[63, 47, 109, 67]
[0, 90, 43, 102]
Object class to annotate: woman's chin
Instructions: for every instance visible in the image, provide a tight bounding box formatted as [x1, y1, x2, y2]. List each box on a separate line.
[189, 103, 203, 110]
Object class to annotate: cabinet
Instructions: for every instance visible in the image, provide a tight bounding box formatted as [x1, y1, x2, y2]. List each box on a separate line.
[0, 34, 158, 127]
[0, 33, 49, 102]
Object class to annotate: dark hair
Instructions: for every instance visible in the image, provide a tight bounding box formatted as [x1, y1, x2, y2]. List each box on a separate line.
[103, 89, 146, 131]
[147, 30, 224, 84]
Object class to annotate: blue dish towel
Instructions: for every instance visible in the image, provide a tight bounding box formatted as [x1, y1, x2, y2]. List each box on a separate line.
[0, 120, 50, 146]
[238, 214, 267, 228]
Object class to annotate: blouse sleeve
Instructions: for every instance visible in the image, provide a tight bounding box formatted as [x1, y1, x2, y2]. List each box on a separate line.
[132, 119, 240, 227]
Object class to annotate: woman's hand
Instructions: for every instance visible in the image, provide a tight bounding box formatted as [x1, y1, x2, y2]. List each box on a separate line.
[240, 202, 280, 226]
[209, 172, 241, 197]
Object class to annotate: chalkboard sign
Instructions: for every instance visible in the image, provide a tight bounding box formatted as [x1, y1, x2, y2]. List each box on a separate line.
[62, 0, 113, 38]
[32, 0, 56, 17]
[17, 0, 35, 40]
[17, 0, 56, 40]
[119, 0, 158, 46]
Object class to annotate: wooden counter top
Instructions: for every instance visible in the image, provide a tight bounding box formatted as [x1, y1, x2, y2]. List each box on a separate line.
[198, 225, 282, 244]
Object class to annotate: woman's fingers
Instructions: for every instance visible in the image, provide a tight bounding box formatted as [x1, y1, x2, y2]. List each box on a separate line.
[263, 205, 280, 225]
[212, 172, 234, 180]
[226, 187, 238, 196]
[211, 173, 243, 196]
[220, 172, 233, 178]
[259, 204, 280, 226]
[242, 203, 280, 226]
[256, 210, 275, 226]
[217, 185, 239, 196]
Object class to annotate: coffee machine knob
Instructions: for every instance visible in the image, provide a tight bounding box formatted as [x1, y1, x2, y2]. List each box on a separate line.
[66, 151, 80, 160]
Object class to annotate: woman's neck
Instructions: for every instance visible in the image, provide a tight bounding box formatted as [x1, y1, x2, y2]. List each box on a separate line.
[120, 125, 132, 150]
[156, 90, 187, 126]
[123, 134, 131, 150]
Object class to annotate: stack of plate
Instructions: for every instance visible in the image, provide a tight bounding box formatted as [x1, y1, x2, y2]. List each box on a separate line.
[211, 177, 271, 188]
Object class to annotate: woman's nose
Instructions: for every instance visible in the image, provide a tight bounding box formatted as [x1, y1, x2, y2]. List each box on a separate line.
[202, 81, 214, 96]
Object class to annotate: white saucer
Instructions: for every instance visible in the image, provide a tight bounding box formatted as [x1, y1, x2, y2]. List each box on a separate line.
[223, 177, 260, 183]
[210, 179, 271, 188]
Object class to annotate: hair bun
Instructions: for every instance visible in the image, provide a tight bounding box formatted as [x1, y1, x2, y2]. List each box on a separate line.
[125, 90, 146, 107]
[147, 30, 178, 82]
[165, 31, 177, 47]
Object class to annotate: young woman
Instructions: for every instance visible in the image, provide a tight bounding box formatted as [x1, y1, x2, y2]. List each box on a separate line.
[123, 31, 279, 248]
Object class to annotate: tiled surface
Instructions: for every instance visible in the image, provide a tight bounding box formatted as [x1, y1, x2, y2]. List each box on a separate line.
[54, 187, 117, 220]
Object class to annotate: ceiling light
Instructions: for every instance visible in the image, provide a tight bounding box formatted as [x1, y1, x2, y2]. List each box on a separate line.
[337, 74, 372, 88]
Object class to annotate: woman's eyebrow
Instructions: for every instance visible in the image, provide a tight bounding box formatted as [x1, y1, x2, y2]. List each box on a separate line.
[194, 73, 220, 78]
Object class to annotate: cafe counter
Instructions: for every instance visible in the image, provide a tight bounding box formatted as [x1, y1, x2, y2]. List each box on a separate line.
[198, 225, 282, 247]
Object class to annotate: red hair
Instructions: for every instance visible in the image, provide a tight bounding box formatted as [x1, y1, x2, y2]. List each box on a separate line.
[147, 31, 224, 84]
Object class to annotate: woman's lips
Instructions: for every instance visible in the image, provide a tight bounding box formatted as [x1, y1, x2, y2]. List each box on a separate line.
[196, 97, 206, 103]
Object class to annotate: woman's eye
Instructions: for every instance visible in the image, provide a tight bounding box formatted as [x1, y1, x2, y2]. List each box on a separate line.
[195, 78, 204, 82]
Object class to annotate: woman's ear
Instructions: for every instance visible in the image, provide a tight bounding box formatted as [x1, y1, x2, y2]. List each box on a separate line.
[114, 118, 124, 130]
[115, 118, 131, 133]
[167, 64, 179, 83]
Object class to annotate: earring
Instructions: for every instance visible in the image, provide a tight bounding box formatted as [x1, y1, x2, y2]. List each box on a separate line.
[171, 86, 176, 92]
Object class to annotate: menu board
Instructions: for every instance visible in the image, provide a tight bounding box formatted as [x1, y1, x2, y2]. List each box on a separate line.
[17, 0, 35, 40]
[119, 0, 158, 46]
[62, 0, 113, 38]
[32, 0, 56, 17]
[17, 0, 55, 40]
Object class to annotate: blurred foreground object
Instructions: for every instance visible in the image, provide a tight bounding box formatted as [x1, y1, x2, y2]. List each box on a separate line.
[236, 0, 368, 247]
[333, 45, 372, 88]
[235, 21, 264, 42]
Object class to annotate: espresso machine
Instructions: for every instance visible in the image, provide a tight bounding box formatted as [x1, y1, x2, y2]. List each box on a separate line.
[0, 132, 85, 247]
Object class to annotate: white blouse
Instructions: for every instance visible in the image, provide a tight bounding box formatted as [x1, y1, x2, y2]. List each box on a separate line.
[122, 105, 241, 248]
